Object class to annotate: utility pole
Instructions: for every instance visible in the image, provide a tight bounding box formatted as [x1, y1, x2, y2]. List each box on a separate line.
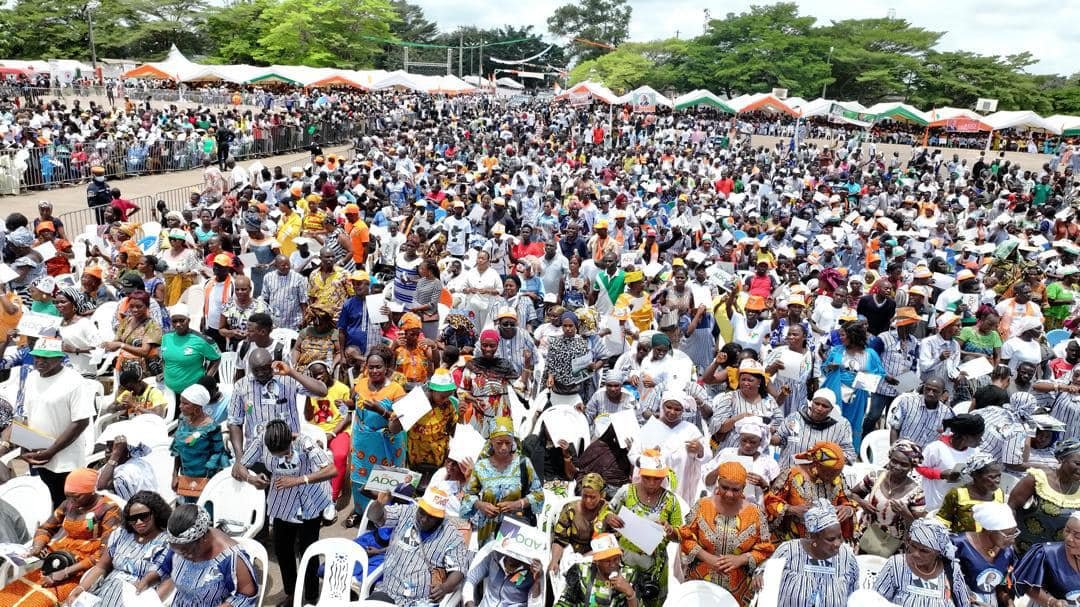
[85, 0, 100, 83]
[822, 45, 834, 98]
[478, 37, 483, 79]
[459, 32, 464, 77]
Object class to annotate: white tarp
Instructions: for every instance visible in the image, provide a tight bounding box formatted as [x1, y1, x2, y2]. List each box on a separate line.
[983, 110, 1061, 134]
[615, 85, 674, 108]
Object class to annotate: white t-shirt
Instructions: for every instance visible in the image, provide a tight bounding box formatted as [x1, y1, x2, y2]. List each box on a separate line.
[59, 318, 104, 376]
[1001, 337, 1043, 371]
[443, 216, 472, 257]
[23, 367, 96, 473]
[730, 313, 770, 354]
[921, 439, 975, 511]
[206, 280, 231, 330]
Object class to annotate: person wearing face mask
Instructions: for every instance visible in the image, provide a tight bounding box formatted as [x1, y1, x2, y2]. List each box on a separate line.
[462, 546, 543, 607]
[86, 165, 112, 224]
[556, 534, 642, 607]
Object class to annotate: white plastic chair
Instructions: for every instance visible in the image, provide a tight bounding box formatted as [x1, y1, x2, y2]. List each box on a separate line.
[360, 563, 462, 607]
[141, 221, 162, 241]
[218, 351, 239, 385]
[952, 400, 972, 415]
[463, 541, 545, 607]
[92, 301, 120, 341]
[666, 541, 685, 590]
[843, 462, 883, 488]
[295, 538, 369, 607]
[860, 429, 891, 466]
[0, 475, 52, 536]
[239, 537, 270, 607]
[197, 470, 266, 539]
[301, 422, 329, 450]
[540, 495, 578, 535]
[856, 554, 886, 590]
[663, 580, 738, 606]
[270, 328, 300, 354]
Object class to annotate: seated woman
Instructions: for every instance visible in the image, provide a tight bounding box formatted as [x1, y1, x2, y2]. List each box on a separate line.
[873, 518, 972, 607]
[772, 389, 857, 467]
[1013, 512, 1080, 607]
[556, 534, 643, 607]
[760, 499, 859, 607]
[953, 503, 1019, 607]
[0, 468, 123, 607]
[108, 369, 167, 418]
[703, 416, 779, 505]
[132, 504, 259, 607]
[937, 451, 1004, 533]
[293, 303, 339, 369]
[63, 491, 172, 607]
[595, 450, 683, 607]
[680, 461, 775, 605]
[105, 289, 162, 378]
[460, 417, 544, 546]
[1009, 438, 1080, 553]
[764, 441, 856, 541]
[850, 440, 927, 557]
[550, 473, 609, 575]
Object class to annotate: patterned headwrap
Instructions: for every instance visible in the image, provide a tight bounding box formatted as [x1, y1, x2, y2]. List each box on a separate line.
[1006, 391, 1038, 422]
[580, 472, 605, 494]
[575, 307, 599, 336]
[603, 368, 626, 384]
[57, 287, 94, 316]
[243, 210, 263, 231]
[907, 517, 968, 597]
[1054, 438, 1080, 460]
[795, 441, 846, 470]
[804, 498, 840, 534]
[961, 449, 998, 476]
[890, 440, 924, 466]
[479, 328, 500, 343]
[716, 461, 748, 486]
[163, 507, 213, 545]
[7, 226, 32, 247]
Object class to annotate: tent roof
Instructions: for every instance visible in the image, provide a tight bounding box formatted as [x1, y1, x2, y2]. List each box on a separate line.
[673, 90, 734, 112]
[554, 81, 618, 104]
[614, 85, 673, 108]
[495, 77, 525, 90]
[865, 102, 929, 125]
[1048, 115, 1080, 136]
[727, 93, 797, 116]
[307, 74, 370, 90]
[983, 110, 1060, 134]
[927, 107, 980, 123]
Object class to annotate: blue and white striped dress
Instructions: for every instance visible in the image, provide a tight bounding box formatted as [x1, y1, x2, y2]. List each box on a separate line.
[241, 434, 332, 523]
[156, 543, 259, 607]
[772, 539, 859, 607]
[393, 252, 422, 306]
[93, 528, 169, 607]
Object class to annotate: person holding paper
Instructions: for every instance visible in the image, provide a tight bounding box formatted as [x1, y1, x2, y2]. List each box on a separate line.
[995, 281, 1043, 341]
[679, 461, 775, 605]
[764, 441, 856, 541]
[407, 369, 459, 477]
[460, 417, 543, 546]
[616, 271, 654, 334]
[821, 321, 885, 453]
[458, 249, 503, 332]
[703, 416, 780, 504]
[764, 323, 814, 417]
[555, 533, 642, 607]
[543, 311, 598, 400]
[344, 348, 406, 525]
[594, 450, 682, 607]
[0, 468, 123, 607]
[54, 288, 103, 377]
[755, 499, 859, 607]
[238, 419, 335, 607]
[772, 389, 857, 468]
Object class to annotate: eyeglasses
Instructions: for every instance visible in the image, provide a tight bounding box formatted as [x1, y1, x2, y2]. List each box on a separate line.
[499, 321, 517, 328]
[127, 511, 152, 523]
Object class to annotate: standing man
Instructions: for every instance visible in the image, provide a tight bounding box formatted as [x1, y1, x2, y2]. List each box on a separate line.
[337, 270, 382, 355]
[86, 165, 111, 224]
[261, 255, 309, 331]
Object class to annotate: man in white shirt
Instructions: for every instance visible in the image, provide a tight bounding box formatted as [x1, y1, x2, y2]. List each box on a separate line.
[14, 338, 96, 507]
[442, 200, 472, 258]
[203, 254, 236, 348]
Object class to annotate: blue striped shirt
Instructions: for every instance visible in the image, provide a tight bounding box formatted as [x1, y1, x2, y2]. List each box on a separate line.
[228, 376, 307, 443]
[873, 330, 920, 397]
[887, 393, 954, 446]
[241, 434, 332, 523]
[495, 329, 538, 377]
[260, 269, 309, 330]
[375, 503, 469, 604]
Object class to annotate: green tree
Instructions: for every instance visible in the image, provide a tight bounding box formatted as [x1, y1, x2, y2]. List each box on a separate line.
[123, 0, 211, 59]
[206, 0, 275, 64]
[376, 0, 439, 70]
[815, 18, 940, 103]
[0, 0, 144, 61]
[567, 41, 682, 93]
[547, 0, 631, 62]
[253, 0, 399, 68]
[912, 51, 1050, 113]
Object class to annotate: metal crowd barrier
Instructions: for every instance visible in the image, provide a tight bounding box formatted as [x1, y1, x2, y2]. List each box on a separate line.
[56, 182, 200, 239]
[0, 119, 362, 195]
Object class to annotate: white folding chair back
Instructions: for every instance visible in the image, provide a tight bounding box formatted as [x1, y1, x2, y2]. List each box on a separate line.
[663, 580, 738, 606]
[147, 446, 178, 504]
[141, 222, 162, 241]
[860, 429, 891, 466]
[301, 423, 328, 451]
[185, 284, 206, 333]
[952, 400, 972, 415]
[197, 470, 266, 539]
[270, 328, 299, 354]
[355, 501, 377, 538]
[92, 301, 120, 341]
[856, 554, 886, 589]
[0, 476, 52, 535]
[666, 541, 685, 588]
[218, 351, 239, 385]
[238, 537, 270, 607]
[843, 462, 883, 488]
[295, 537, 369, 607]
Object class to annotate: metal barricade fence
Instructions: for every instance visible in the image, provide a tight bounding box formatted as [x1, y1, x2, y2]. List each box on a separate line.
[56, 182, 202, 240]
[0, 119, 362, 194]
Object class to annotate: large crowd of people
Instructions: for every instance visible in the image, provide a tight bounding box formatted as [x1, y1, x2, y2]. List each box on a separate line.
[0, 89, 1079, 607]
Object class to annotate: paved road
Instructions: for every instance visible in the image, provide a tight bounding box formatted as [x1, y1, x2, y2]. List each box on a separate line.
[3, 145, 352, 221]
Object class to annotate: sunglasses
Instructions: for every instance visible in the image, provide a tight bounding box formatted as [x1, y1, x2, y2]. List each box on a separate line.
[127, 511, 152, 523]
[499, 321, 517, 328]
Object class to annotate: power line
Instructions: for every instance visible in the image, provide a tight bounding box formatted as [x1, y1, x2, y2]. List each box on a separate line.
[361, 36, 533, 49]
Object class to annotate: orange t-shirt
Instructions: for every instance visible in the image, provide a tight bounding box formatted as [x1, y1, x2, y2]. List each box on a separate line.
[347, 220, 370, 265]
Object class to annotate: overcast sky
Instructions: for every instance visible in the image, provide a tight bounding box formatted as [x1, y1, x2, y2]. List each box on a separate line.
[414, 0, 1078, 76]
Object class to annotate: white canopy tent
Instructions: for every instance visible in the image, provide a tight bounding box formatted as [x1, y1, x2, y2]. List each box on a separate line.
[554, 81, 619, 104]
[727, 93, 798, 116]
[614, 85, 674, 108]
[1047, 115, 1080, 137]
[983, 110, 1061, 134]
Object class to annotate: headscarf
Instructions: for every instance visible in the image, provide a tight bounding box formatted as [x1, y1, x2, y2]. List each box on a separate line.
[716, 461, 748, 485]
[795, 441, 846, 470]
[479, 328, 500, 343]
[57, 287, 94, 316]
[907, 517, 967, 599]
[734, 415, 770, 453]
[804, 498, 840, 533]
[243, 210, 263, 231]
[575, 307, 599, 336]
[180, 384, 212, 408]
[580, 472, 605, 494]
[960, 449, 998, 482]
[163, 507, 213, 544]
[560, 310, 579, 326]
[890, 440, 924, 466]
[651, 333, 671, 348]
[488, 417, 515, 440]
[972, 502, 1016, 531]
[603, 368, 626, 384]
[1006, 391, 1038, 422]
[400, 312, 422, 330]
[8, 226, 33, 247]
[64, 468, 98, 494]
[127, 289, 151, 306]
[1053, 438, 1080, 460]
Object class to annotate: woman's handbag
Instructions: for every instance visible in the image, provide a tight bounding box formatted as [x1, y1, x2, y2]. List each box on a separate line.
[176, 474, 209, 498]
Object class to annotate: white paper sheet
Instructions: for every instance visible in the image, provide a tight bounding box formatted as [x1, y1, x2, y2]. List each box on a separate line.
[776, 349, 806, 380]
[620, 252, 640, 268]
[690, 284, 712, 309]
[448, 424, 486, 464]
[933, 272, 955, 290]
[608, 409, 641, 449]
[789, 217, 810, 232]
[391, 386, 432, 431]
[894, 370, 919, 394]
[958, 356, 994, 379]
[0, 264, 19, 284]
[120, 582, 165, 607]
[602, 316, 624, 354]
[69, 592, 102, 607]
[616, 507, 666, 556]
[238, 252, 260, 267]
[32, 241, 57, 261]
[365, 294, 388, 323]
[853, 372, 882, 393]
[17, 311, 63, 338]
[10, 422, 54, 450]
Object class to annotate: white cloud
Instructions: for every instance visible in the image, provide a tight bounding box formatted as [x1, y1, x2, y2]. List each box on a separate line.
[413, 0, 1079, 76]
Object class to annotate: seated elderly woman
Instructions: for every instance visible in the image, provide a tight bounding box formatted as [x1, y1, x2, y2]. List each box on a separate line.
[132, 504, 259, 607]
[759, 499, 860, 607]
[953, 502, 1019, 607]
[764, 441, 856, 541]
[105, 289, 162, 377]
[63, 491, 172, 607]
[460, 417, 544, 546]
[679, 461, 775, 605]
[0, 468, 123, 607]
[556, 534, 644, 607]
[1013, 512, 1080, 607]
[772, 389, 857, 467]
[550, 473, 609, 574]
[850, 440, 927, 557]
[937, 450, 1004, 533]
[873, 518, 972, 607]
[702, 416, 779, 505]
